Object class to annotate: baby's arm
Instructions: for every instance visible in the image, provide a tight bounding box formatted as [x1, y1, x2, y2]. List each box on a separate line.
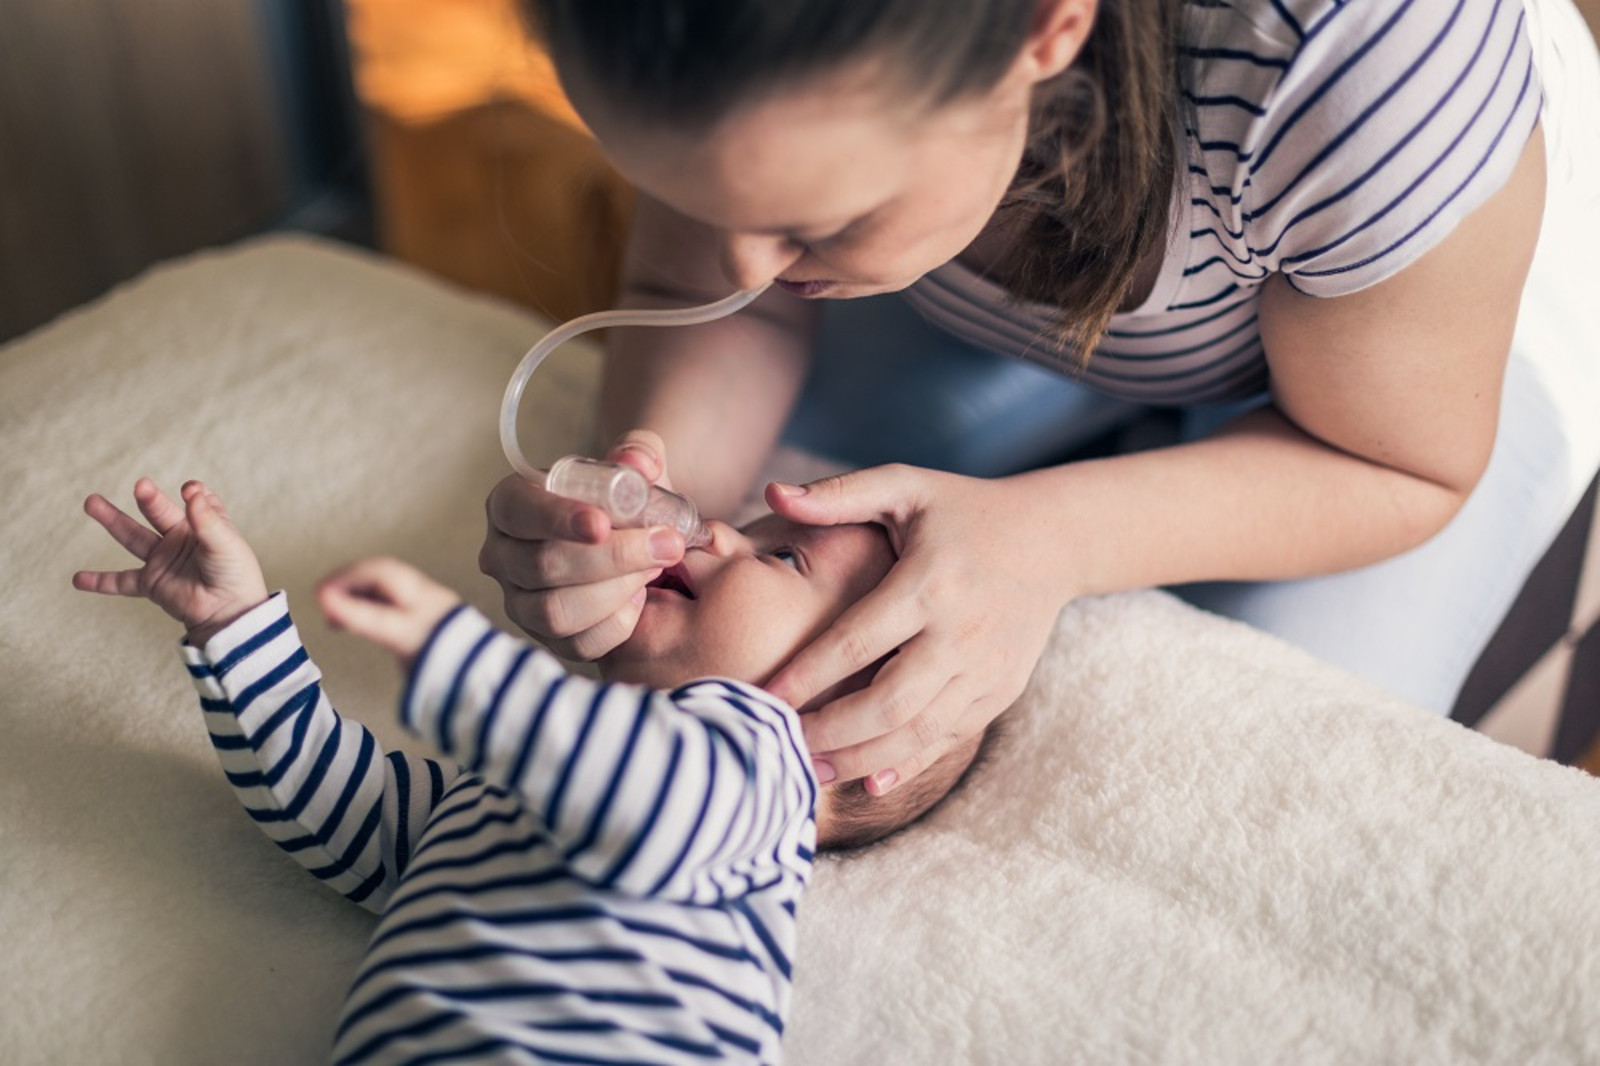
[184, 596, 461, 911]
[76, 480, 460, 912]
[321, 560, 818, 903]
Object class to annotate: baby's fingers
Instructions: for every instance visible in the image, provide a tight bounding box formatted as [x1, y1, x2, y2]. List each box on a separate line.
[71, 567, 147, 598]
[317, 557, 461, 661]
[181, 481, 234, 524]
[132, 477, 186, 536]
[181, 482, 234, 545]
[321, 557, 442, 609]
[83, 494, 158, 561]
[317, 582, 415, 654]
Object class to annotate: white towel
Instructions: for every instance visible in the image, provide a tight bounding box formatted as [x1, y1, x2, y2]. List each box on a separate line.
[3, 236, 1596, 1064]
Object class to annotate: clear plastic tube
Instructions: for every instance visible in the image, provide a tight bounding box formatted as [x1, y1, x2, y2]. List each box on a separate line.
[500, 284, 769, 548]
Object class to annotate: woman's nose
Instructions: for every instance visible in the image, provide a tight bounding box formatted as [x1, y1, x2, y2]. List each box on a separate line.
[719, 232, 803, 291]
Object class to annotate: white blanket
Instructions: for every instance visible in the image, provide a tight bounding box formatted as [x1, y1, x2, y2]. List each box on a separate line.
[4, 236, 1597, 1064]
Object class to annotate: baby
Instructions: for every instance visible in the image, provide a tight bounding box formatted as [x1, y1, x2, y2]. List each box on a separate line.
[74, 477, 990, 1065]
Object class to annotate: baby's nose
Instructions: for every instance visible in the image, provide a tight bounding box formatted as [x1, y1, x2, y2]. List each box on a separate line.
[695, 520, 756, 560]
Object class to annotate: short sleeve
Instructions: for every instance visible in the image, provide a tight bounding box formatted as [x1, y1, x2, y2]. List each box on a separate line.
[1242, 0, 1544, 297]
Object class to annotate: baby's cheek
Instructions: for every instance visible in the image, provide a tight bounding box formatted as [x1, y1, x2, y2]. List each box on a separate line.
[740, 620, 822, 689]
[597, 618, 685, 688]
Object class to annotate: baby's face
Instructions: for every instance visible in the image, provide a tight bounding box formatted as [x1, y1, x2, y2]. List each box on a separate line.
[600, 514, 895, 692]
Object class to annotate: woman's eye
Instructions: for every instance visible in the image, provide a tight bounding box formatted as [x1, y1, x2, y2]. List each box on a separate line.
[795, 217, 862, 250]
[808, 225, 853, 250]
[770, 547, 802, 571]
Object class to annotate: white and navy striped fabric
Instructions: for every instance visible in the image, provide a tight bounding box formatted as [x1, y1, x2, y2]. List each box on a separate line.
[903, 0, 1545, 404]
[182, 593, 817, 1065]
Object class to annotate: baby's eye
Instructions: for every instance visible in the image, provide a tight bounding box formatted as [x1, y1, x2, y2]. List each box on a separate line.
[770, 547, 802, 571]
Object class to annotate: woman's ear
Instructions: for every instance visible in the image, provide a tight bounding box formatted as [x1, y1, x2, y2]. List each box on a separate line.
[1019, 0, 1099, 83]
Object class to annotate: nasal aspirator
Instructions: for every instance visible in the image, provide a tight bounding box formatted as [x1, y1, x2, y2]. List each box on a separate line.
[499, 284, 770, 549]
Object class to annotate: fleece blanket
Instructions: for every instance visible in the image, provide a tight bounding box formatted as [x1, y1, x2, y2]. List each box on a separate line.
[4, 235, 1599, 1065]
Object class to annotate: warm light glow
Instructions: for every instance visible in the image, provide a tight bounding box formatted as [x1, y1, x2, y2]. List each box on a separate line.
[345, 0, 588, 132]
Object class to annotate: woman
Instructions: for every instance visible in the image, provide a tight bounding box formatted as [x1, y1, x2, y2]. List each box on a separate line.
[480, 0, 1600, 793]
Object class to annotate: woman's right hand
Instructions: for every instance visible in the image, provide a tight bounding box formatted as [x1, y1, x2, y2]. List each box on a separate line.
[479, 430, 686, 660]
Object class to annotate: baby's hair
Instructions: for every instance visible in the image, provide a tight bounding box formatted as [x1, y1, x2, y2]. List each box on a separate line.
[819, 716, 1005, 853]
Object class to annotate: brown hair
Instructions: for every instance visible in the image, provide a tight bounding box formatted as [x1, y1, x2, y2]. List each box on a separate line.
[994, 0, 1185, 360]
[521, 0, 1187, 363]
[818, 718, 1004, 853]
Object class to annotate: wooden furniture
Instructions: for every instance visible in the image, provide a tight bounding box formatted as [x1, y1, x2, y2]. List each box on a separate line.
[345, 0, 633, 322]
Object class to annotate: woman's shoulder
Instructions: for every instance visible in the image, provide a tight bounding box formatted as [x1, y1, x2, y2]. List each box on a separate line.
[1182, 0, 1512, 59]
[1180, 0, 1537, 192]
[1182, 0, 1529, 113]
[1180, 0, 1540, 297]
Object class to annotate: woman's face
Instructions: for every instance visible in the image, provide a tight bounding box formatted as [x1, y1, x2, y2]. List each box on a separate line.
[575, 64, 1039, 298]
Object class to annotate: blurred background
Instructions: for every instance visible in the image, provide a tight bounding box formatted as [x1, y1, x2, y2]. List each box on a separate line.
[0, 0, 633, 344]
[4, 0, 1598, 344]
[6, 0, 1600, 346]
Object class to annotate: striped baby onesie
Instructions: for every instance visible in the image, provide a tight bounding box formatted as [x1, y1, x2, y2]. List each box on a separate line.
[182, 593, 817, 1065]
[904, 0, 1545, 403]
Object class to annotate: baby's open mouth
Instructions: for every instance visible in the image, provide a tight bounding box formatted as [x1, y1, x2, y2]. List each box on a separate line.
[647, 563, 696, 599]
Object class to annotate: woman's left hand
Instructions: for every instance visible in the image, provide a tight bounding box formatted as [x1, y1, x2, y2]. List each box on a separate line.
[764, 464, 1074, 795]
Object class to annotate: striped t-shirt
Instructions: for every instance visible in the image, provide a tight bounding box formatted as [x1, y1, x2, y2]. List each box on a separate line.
[182, 594, 817, 1065]
[904, 0, 1546, 404]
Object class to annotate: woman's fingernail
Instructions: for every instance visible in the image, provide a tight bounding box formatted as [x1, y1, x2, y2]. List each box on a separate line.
[631, 587, 647, 607]
[813, 760, 836, 784]
[649, 528, 680, 561]
[871, 770, 899, 794]
[771, 482, 807, 497]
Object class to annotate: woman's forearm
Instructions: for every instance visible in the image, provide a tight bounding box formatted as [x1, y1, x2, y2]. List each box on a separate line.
[601, 291, 816, 519]
[599, 195, 821, 518]
[1029, 405, 1472, 601]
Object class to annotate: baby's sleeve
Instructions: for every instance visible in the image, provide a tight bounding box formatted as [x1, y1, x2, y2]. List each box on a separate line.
[403, 606, 819, 903]
[1235, 0, 1541, 297]
[183, 594, 461, 913]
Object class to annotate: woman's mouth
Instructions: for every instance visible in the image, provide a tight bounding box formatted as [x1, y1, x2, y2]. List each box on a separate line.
[646, 562, 696, 599]
[774, 278, 836, 299]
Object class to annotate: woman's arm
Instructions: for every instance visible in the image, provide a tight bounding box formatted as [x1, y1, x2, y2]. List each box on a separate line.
[1044, 124, 1547, 596]
[479, 195, 820, 659]
[770, 126, 1547, 788]
[602, 194, 822, 517]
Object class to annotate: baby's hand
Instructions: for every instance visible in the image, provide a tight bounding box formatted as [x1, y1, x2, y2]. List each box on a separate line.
[317, 558, 462, 668]
[74, 478, 270, 647]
